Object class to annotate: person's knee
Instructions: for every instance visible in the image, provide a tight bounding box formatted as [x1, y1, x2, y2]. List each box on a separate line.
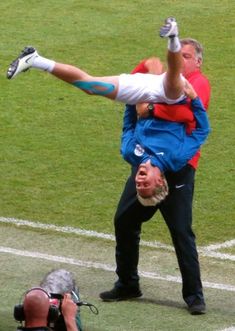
[163, 73, 185, 100]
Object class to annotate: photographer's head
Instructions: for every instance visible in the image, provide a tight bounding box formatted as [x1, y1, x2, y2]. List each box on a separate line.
[14, 287, 59, 329]
[23, 288, 50, 327]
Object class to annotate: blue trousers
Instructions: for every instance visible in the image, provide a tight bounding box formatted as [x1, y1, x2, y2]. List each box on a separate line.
[114, 164, 204, 306]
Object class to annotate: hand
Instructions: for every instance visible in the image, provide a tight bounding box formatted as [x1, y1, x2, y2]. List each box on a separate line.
[184, 80, 198, 100]
[61, 293, 79, 331]
[136, 103, 151, 118]
[145, 57, 165, 74]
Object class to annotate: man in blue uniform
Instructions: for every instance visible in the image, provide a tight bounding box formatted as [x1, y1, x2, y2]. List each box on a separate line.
[121, 81, 210, 205]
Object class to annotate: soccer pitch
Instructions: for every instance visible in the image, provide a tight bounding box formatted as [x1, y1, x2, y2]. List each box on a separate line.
[1, 218, 235, 331]
[0, 1, 234, 330]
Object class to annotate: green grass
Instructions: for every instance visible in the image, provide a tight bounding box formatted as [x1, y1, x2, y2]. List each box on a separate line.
[1, 225, 235, 331]
[0, 1, 235, 329]
[0, 0, 234, 244]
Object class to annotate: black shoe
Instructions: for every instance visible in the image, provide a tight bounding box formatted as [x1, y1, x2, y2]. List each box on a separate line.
[188, 299, 206, 315]
[99, 286, 142, 302]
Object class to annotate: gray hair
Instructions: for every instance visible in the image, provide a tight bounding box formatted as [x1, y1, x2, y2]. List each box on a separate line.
[40, 269, 78, 294]
[180, 38, 204, 63]
[137, 175, 169, 207]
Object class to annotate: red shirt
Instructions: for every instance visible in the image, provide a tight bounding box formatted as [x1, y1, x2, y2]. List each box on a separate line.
[131, 60, 211, 169]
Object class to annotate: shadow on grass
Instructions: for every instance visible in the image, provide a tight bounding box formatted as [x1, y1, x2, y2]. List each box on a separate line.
[129, 296, 185, 310]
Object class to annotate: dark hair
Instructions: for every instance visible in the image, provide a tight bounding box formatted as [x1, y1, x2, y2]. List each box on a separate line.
[180, 38, 203, 63]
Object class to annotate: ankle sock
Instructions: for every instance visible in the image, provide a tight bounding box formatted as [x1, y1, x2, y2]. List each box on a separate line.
[168, 36, 181, 53]
[32, 55, 55, 72]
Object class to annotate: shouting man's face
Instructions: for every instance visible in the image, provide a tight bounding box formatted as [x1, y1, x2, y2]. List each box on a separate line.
[135, 161, 163, 198]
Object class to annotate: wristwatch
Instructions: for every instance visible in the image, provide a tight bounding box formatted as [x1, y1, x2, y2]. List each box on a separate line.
[147, 103, 154, 116]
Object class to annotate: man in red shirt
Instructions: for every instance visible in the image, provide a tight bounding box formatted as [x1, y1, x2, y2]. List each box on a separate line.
[100, 38, 211, 315]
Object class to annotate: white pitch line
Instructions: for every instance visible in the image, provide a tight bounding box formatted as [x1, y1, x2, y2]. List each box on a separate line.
[1, 216, 235, 260]
[0, 217, 173, 250]
[200, 250, 235, 261]
[218, 327, 235, 331]
[203, 239, 235, 251]
[0, 216, 115, 240]
[0, 246, 115, 272]
[1, 245, 235, 293]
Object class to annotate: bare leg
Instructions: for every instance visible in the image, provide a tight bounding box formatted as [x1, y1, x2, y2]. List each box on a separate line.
[7, 18, 184, 104]
[160, 17, 184, 100]
[6, 47, 120, 100]
[164, 49, 184, 99]
[51, 62, 119, 99]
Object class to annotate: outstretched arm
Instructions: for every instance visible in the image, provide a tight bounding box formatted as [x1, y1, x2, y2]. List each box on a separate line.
[131, 57, 164, 75]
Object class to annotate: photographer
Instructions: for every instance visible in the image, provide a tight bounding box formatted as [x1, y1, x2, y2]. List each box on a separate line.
[15, 268, 100, 331]
[15, 288, 79, 331]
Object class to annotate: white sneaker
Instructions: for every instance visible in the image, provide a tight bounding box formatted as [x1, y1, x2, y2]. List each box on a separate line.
[159, 17, 178, 38]
[7, 46, 38, 79]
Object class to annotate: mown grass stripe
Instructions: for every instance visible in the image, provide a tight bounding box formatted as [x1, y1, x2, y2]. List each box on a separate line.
[1, 245, 235, 293]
